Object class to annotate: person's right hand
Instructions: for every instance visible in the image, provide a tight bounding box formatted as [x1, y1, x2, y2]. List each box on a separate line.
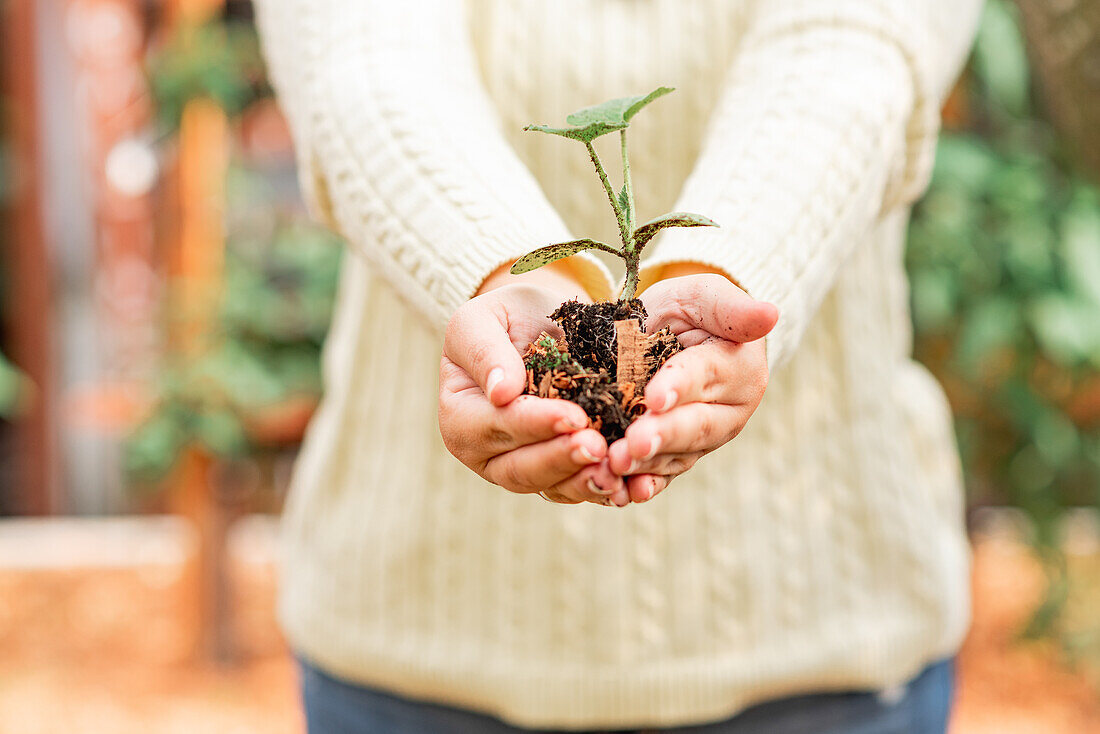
[439, 275, 628, 506]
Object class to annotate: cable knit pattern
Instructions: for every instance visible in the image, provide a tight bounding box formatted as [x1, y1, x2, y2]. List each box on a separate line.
[255, 0, 980, 728]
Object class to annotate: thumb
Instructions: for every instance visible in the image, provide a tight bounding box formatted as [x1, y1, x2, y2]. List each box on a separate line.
[444, 301, 527, 406]
[646, 274, 778, 343]
[693, 277, 778, 342]
[729, 299, 778, 343]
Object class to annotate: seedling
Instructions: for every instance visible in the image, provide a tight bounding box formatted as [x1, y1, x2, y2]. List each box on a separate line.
[510, 86, 718, 301]
[513, 88, 715, 442]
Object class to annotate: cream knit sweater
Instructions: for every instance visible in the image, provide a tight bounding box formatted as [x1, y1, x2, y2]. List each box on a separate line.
[255, 0, 982, 728]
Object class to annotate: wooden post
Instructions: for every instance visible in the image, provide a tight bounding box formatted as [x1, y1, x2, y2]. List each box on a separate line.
[167, 96, 231, 663]
[173, 97, 228, 357]
[1, 0, 59, 514]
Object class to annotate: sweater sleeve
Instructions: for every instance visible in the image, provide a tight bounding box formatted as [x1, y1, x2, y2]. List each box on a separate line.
[635, 0, 982, 370]
[253, 0, 616, 330]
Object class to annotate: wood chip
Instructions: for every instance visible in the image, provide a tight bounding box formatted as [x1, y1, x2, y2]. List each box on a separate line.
[615, 319, 657, 390]
[538, 371, 554, 399]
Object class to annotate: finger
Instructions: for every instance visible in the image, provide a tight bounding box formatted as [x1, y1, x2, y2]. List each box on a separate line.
[546, 459, 627, 506]
[483, 396, 591, 451]
[438, 362, 591, 466]
[621, 452, 704, 487]
[643, 274, 778, 345]
[444, 298, 526, 406]
[626, 474, 672, 503]
[537, 489, 582, 505]
[643, 340, 768, 414]
[439, 370, 590, 455]
[608, 485, 631, 508]
[607, 436, 705, 478]
[607, 404, 747, 475]
[482, 429, 606, 494]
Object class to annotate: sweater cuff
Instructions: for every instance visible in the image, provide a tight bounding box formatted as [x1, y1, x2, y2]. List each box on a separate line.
[563, 252, 617, 303]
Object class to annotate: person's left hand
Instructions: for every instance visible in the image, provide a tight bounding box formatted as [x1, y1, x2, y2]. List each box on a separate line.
[607, 272, 778, 503]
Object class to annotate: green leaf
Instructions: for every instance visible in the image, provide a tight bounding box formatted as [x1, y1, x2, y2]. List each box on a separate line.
[1028, 294, 1100, 366]
[565, 86, 675, 127]
[523, 121, 628, 144]
[954, 295, 1019, 374]
[932, 136, 999, 194]
[509, 239, 620, 274]
[524, 87, 674, 144]
[631, 212, 718, 250]
[617, 185, 631, 225]
[910, 270, 958, 333]
[195, 408, 248, 456]
[1061, 199, 1100, 306]
[0, 351, 28, 419]
[124, 411, 188, 481]
[1033, 408, 1080, 468]
[972, 0, 1030, 117]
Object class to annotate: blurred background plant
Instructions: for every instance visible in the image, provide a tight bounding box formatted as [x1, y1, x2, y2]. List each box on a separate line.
[0, 108, 23, 420]
[907, 0, 1100, 657]
[123, 164, 342, 483]
[123, 10, 341, 486]
[148, 15, 269, 135]
[0, 353, 29, 419]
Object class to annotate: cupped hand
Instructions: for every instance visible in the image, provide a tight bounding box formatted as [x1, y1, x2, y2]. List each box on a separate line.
[607, 273, 778, 503]
[438, 274, 626, 506]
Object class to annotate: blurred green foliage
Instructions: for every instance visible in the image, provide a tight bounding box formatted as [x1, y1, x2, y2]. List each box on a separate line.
[0, 352, 28, 419]
[0, 99, 28, 419]
[124, 164, 342, 482]
[130, 10, 339, 482]
[147, 19, 269, 134]
[0, 136, 11, 201]
[907, 0, 1100, 538]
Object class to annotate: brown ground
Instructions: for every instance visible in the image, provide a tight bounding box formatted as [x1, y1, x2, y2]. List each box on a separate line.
[952, 524, 1100, 733]
[0, 515, 1098, 733]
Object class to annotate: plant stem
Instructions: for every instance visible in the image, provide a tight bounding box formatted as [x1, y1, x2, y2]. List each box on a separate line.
[585, 140, 631, 251]
[619, 132, 640, 299]
[620, 130, 635, 233]
[620, 249, 640, 301]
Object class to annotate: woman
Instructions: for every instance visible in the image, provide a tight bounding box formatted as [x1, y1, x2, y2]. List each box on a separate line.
[255, 0, 982, 731]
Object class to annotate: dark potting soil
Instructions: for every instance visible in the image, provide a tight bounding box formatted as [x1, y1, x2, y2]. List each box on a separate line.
[522, 299, 682, 442]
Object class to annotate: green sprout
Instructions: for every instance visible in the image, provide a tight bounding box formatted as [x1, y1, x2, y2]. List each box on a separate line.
[510, 87, 718, 300]
[531, 334, 573, 372]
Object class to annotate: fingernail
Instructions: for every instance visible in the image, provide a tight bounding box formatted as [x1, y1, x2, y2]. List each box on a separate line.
[626, 459, 640, 475]
[554, 414, 587, 434]
[642, 435, 662, 462]
[554, 419, 576, 434]
[611, 491, 630, 508]
[578, 445, 601, 464]
[486, 367, 504, 401]
[637, 482, 653, 503]
[656, 389, 678, 413]
[587, 478, 614, 496]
